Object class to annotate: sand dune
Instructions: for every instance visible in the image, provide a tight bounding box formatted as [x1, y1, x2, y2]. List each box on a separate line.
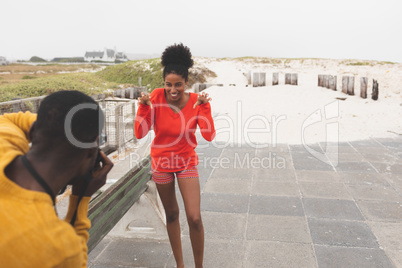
[194, 58, 402, 145]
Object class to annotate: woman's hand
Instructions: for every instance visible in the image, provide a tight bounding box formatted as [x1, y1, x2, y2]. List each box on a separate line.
[193, 92, 212, 109]
[138, 92, 151, 106]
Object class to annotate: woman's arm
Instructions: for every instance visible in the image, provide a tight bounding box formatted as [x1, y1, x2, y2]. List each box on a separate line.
[197, 102, 216, 142]
[135, 93, 153, 139]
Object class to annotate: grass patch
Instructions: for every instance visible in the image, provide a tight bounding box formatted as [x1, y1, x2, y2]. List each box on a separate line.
[234, 56, 255, 61]
[0, 63, 104, 85]
[341, 60, 396, 66]
[379, 61, 396, 65]
[0, 73, 122, 102]
[97, 58, 164, 89]
[0, 59, 217, 102]
[97, 58, 217, 90]
[346, 61, 372, 66]
[0, 63, 102, 74]
[234, 57, 309, 65]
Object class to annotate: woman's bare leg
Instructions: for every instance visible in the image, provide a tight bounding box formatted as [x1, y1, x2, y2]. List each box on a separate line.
[156, 181, 184, 268]
[178, 178, 204, 268]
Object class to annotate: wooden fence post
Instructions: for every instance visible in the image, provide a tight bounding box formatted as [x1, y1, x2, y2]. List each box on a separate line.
[342, 76, 348, 94]
[193, 83, 200, 93]
[273, 73, 279, 85]
[372, 79, 379, 100]
[347, 76, 355, 95]
[360, 77, 368, 99]
[259, 73, 266, 86]
[318, 75, 323, 87]
[124, 88, 130, 98]
[200, 84, 207, 92]
[247, 71, 251, 85]
[253, 73, 259, 87]
[285, 73, 291, 85]
[117, 89, 122, 98]
[329, 75, 337, 90]
[138, 77, 142, 87]
[291, 73, 298, 85]
[326, 75, 330, 88]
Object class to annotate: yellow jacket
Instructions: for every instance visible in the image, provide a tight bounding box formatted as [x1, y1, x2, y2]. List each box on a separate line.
[0, 112, 91, 268]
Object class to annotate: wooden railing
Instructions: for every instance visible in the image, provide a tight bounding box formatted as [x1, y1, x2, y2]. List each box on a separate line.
[87, 155, 152, 253]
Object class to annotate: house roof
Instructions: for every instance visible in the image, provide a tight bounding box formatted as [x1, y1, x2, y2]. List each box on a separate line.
[106, 49, 115, 58]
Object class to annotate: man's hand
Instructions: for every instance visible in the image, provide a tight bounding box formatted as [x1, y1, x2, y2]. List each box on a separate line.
[72, 151, 114, 197]
[193, 92, 212, 109]
[137, 92, 151, 106]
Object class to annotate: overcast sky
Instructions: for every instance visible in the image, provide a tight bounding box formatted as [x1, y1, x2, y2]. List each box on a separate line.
[1, 0, 401, 62]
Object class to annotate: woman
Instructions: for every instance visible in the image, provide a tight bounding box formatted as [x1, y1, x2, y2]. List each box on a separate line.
[135, 43, 215, 268]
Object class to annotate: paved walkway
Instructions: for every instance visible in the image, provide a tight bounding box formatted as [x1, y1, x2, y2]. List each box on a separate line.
[88, 136, 402, 268]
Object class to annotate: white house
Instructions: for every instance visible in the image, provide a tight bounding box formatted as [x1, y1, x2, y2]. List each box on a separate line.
[0, 56, 9, 65]
[84, 48, 128, 62]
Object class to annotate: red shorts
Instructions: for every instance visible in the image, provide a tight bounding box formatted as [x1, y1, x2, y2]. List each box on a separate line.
[151, 166, 199, 185]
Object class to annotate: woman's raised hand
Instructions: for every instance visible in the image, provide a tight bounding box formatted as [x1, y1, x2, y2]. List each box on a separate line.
[193, 92, 212, 109]
[138, 92, 151, 106]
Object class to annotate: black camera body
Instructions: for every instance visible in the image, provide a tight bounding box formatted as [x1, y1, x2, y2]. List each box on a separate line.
[94, 132, 107, 171]
[99, 132, 107, 146]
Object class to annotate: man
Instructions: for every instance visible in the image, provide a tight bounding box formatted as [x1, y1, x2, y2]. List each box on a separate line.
[0, 90, 113, 267]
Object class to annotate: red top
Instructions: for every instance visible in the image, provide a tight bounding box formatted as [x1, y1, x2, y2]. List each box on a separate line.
[135, 88, 216, 172]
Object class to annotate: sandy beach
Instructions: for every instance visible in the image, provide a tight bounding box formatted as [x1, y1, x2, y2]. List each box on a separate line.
[193, 58, 402, 145]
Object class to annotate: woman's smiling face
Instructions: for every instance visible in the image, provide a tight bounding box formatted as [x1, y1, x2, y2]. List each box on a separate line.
[164, 73, 187, 103]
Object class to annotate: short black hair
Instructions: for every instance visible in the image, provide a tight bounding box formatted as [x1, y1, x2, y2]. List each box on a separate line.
[161, 43, 194, 82]
[34, 90, 103, 150]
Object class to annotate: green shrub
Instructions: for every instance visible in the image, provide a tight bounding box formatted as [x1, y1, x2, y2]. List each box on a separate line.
[22, 75, 36, 80]
[29, 56, 47, 62]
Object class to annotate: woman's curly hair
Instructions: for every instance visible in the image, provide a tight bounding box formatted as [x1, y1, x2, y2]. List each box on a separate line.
[161, 43, 194, 81]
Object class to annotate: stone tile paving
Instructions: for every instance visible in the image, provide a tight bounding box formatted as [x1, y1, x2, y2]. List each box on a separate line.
[89, 137, 402, 267]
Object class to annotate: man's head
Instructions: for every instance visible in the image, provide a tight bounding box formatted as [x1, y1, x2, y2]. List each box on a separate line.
[31, 90, 104, 155]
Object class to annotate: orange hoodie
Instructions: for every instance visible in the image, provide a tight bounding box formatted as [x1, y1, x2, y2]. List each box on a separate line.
[135, 88, 215, 172]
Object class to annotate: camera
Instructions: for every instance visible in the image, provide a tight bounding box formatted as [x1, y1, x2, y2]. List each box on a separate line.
[99, 132, 107, 146]
[94, 132, 107, 170]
